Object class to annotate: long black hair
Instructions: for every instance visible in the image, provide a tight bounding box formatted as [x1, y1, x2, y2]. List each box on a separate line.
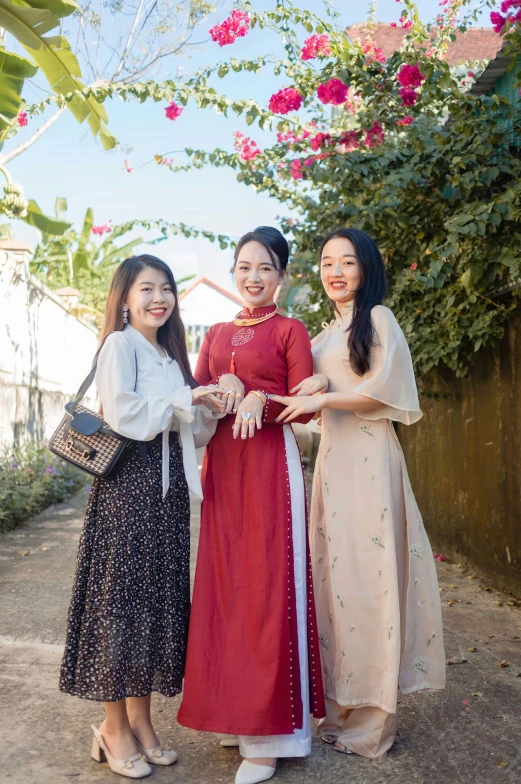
[99, 254, 196, 387]
[234, 226, 289, 271]
[320, 228, 387, 376]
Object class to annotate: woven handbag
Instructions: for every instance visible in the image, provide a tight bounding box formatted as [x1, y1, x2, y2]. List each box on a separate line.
[49, 336, 132, 477]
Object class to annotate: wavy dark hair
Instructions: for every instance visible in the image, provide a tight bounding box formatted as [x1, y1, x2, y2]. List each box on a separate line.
[99, 254, 196, 387]
[320, 228, 387, 376]
[233, 225, 289, 271]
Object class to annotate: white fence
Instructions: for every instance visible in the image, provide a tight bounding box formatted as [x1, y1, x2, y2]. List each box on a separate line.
[0, 241, 99, 447]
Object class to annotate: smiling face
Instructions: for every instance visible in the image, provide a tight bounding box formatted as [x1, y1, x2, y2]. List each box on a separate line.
[234, 240, 285, 309]
[320, 236, 362, 304]
[125, 265, 176, 334]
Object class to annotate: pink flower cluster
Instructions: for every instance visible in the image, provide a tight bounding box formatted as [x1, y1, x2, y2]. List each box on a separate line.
[361, 38, 386, 63]
[165, 101, 183, 121]
[233, 131, 262, 161]
[268, 87, 303, 114]
[363, 121, 385, 148]
[309, 131, 332, 151]
[317, 78, 349, 105]
[301, 34, 331, 60]
[338, 130, 359, 152]
[92, 223, 112, 236]
[397, 63, 426, 89]
[290, 159, 303, 180]
[17, 112, 28, 127]
[209, 10, 249, 46]
[396, 115, 414, 126]
[491, 1, 521, 32]
[399, 87, 418, 106]
[410, 262, 418, 271]
[390, 17, 413, 29]
[122, 159, 132, 173]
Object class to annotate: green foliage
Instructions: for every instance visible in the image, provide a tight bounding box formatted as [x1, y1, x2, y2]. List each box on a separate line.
[141, 0, 521, 384]
[0, 48, 38, 135]
[0, 0, 116, 148]
[31, 202, 218, 324]
[0, 442, 86, 534]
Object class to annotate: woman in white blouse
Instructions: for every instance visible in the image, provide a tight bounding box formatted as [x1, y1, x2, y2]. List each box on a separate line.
[59, 255, 222, 779]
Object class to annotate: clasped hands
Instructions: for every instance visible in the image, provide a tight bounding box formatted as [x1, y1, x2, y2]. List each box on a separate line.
[270, 372, 328, 424]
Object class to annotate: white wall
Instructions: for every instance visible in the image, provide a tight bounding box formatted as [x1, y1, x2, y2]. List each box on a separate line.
[180, 280, 241, 327]
[0, 242, 99, 446]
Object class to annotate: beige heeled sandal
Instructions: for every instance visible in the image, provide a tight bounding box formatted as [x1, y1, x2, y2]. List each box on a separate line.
[90, 725, 152, 779]
[136, 739, 178, 766]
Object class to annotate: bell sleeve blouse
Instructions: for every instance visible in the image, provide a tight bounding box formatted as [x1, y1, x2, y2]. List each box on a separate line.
[95, 326, 219, 499]
[352, 306, 423, 426]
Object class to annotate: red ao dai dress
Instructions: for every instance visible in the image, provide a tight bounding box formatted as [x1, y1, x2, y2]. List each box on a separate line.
[310, 304, 446, 758]
[177, 305, 326, 757]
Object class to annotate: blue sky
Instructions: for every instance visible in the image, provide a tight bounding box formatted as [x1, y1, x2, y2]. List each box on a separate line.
[7, 0, 493, 291]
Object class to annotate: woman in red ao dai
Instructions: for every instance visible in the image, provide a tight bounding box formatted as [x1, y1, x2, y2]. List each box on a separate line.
[177, 228, 325, 784]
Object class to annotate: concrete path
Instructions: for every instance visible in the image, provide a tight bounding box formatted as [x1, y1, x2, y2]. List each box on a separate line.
[1, 489, 520, 784]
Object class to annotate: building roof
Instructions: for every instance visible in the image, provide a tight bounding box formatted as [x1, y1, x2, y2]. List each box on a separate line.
[346, 23, 502, 65]
[179, 276, 243, 306]
[470, 40, 511, 95]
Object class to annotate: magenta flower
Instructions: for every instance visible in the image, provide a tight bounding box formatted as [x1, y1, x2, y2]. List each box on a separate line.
[317, 78, 349, 106]
[268, 87, 303, 114]
[363, 121, 385, 148]
[396, 116, 414, 126]
[490, 11, 507, 32]
[233, 131, 262, 161]
[92, 224, 112, 236]
[309, 132, 331, 151]
[17, 112, 28, 127]
[410, 262, 418, 271]
[399, 87, 418, 106]
[361, 38, 386, 63]
[165, 101, 183, 121]
[397, 63, 426, 89]
[209, 10, 249, 46]
[289, 160, 303, 180]
[301, 34, 331, 60]
[338, 130, 360, 151]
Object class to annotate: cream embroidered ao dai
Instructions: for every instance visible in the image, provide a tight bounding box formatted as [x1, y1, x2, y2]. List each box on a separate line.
[310, 304, 445, 756]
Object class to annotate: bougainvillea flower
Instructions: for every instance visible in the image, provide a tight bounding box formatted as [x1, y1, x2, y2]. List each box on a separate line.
[396, 116, 414, 126]
[490, 11, 506, 31]
[17, 112, 28, 127]
[268, 87, 303, 114]
[410, 262, 418, 270]
[233, 131, 262, 161]
[361, 38, 386, 63]
[397, 63, 426, 88]
[301, 34, 331, 60]
[289, 159, 303, 180]
[317, 78, 349, 105]
[363, 121, 385, 148]
[338, 130, 360, 151]
[309, 132, 332, 151]
[92, 224, 112, 236]
[165, 101, 183, 120]
[209, 9, 249, 46]
[399, 87, 418, 106]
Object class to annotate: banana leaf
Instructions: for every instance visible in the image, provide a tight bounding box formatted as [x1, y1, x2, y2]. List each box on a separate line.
[0, 48, 38, 137]
[23, 199, 71, 235]
[0, 0, 117, 150]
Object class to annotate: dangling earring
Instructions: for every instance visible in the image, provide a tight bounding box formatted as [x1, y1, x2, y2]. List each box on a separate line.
[123, 305, 129, 324]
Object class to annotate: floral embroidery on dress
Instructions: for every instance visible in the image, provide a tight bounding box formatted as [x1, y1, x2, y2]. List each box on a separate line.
[359, 422, 374, 437]
[349, 624, 356, 632]
[427, 632, 437, 646]
[372, 534, 385, 549]
[345, 672, 354, 686]
[417, 599, 425, 607]
[409, 543, 424, 559]
[336, 595, 344, 608]
[331, 557, 338, 569]
[389, 625, 394, 640]
[231, 327, 255, 347]
[381, 507, 388, 521]
[413, 657, 428, 674]
[317, 526, 326, 539]
[414, 577, 421, 586]
[319, 633, 329, 649]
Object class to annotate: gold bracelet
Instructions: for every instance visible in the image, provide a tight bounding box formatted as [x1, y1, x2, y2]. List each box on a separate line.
[249, 390, 267, 407]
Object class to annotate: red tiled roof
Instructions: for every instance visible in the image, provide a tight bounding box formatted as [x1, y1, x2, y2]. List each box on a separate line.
[346, 23, 502, 65]
[179, 276, 243, 306]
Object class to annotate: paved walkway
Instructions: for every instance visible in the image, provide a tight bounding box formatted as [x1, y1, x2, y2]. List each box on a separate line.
[1, 489, 520, 784]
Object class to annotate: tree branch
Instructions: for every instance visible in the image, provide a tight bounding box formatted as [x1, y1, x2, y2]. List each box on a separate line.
[112, 0, 146, 82]
[0, 106, 67, 166]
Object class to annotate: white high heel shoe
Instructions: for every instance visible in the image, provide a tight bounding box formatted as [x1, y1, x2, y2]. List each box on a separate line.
[235, 759, 276, 784]
[136, 739, 178, 765]
[90, 726, 152, 779]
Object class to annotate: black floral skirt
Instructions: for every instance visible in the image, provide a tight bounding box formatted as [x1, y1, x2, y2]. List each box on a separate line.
[59, 435, 191, 702]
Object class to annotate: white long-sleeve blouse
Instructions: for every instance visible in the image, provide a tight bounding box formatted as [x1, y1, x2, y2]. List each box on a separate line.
[95, 324, 218, 499]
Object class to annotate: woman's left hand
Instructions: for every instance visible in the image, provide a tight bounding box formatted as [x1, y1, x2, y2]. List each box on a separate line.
[232, 393, 264, 440]
[269, 394, 325, 424]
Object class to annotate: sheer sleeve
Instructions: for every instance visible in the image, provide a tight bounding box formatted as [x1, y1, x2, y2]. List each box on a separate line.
[263, 319, 314, 425]
[352, 306, 422, 425]
[96, 332, 194, 441]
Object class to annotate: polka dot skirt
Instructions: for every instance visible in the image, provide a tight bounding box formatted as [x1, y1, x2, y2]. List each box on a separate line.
[59, 435, 191, 702]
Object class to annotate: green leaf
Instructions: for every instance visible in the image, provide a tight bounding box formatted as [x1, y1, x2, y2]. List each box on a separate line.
[0, 49, 38, 137]
[79, 207, 93, 245]
[22, 199, 71, 235]
[0, 0, 117, 149]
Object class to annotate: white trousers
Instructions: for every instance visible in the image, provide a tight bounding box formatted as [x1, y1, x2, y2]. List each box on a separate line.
[237, 426, 311, 759]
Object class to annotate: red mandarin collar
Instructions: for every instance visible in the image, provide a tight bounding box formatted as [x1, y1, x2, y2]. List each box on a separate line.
[237, 303, 277, 319]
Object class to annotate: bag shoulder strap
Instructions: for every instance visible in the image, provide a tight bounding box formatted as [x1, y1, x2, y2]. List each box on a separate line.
[70, 331, 136, 413]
